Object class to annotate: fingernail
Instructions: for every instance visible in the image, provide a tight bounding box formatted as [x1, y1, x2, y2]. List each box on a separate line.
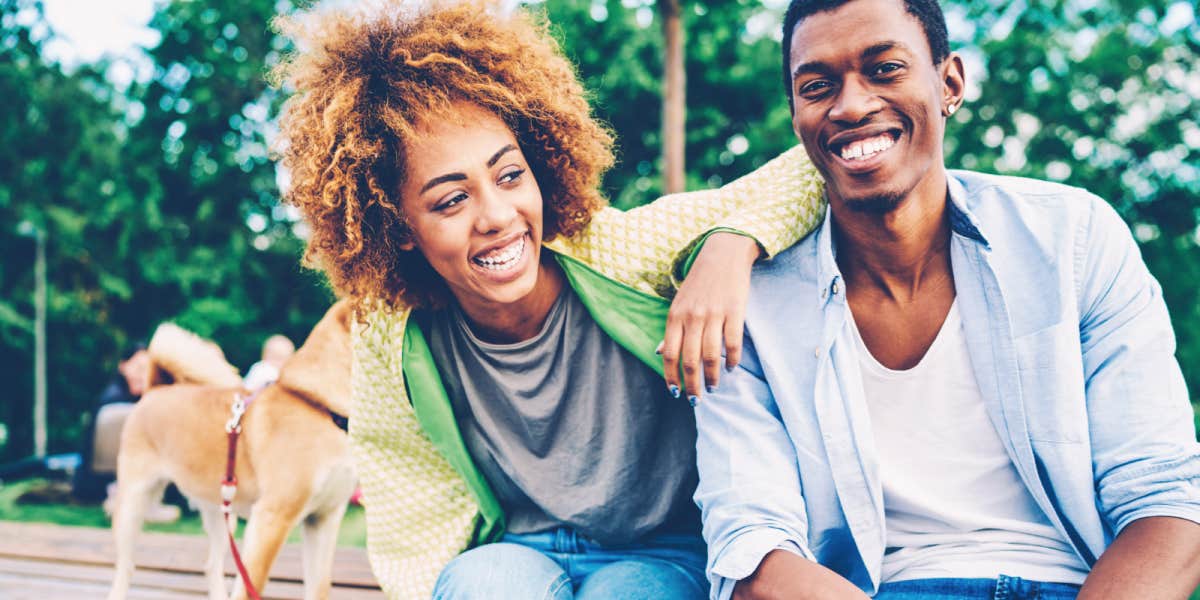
[655, 341, 664, 355]
[724, 364, 735, 373]
[669, 384, 681, 399]
[706, 384, 717, 394]
[688, 395, 698, 407]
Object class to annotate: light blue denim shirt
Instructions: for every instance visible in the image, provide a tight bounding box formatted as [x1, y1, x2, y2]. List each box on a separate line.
[694, 170, 1200, 599]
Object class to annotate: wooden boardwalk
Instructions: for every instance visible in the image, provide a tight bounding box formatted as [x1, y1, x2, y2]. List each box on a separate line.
[0, 521, 383, 599]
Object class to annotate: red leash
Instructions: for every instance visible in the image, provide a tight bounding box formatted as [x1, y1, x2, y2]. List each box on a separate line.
[223, 392, 262, 600]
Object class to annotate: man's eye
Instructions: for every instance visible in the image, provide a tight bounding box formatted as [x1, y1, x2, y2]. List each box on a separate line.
[435, 192, 467, 211]
[799, 80, 831, 96]
[498, 168, 526, 185]
[873, 62, 903, 76]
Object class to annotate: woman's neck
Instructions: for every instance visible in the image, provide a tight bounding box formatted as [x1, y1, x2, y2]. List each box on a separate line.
[455, 253, 565, 344]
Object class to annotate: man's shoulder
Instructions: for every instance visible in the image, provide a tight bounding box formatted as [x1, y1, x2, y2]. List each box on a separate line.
[951, 170, 1115, 245]
[952, 169, 1103, 212]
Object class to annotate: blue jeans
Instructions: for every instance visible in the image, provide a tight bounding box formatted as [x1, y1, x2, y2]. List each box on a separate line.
[875, 575, 1081, 599]
[433, 527, 708, 599]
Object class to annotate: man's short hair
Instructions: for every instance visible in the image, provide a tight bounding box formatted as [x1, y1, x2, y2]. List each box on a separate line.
[782, 0, 950, 110]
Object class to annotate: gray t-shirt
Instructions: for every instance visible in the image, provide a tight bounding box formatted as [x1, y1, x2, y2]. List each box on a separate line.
[420, 287, 700, 545]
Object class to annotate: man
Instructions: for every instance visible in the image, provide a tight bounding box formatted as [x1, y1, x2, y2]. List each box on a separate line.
[694, 0, 1200, 598]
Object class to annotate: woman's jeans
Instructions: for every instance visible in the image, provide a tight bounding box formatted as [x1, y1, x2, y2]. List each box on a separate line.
[875, 575, 1082, 599]
[433, 527, 708, 599]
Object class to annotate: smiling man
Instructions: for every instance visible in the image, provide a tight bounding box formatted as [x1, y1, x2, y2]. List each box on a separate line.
[693, 0, 1200, 599]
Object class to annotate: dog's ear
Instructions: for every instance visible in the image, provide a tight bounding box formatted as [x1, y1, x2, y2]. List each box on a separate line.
[276, 300, 353, 416]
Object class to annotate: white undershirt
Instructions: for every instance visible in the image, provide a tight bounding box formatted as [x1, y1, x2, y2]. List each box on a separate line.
[849, 302, 1088, 585]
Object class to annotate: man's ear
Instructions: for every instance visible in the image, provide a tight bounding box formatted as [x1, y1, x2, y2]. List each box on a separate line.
[941, 52, 966, 117]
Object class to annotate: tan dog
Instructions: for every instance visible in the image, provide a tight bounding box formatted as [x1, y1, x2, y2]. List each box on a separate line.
[107, 301, 356, 600]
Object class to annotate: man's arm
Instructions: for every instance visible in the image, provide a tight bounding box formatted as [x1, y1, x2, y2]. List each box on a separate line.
[695, 333, 862, 600]
[733, 550, 870, 600]
[1077, 197, 1200, 597]
[1077, 516, 1200, 599]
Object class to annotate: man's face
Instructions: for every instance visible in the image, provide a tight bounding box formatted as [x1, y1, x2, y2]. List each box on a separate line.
[787, 0, 961, 213]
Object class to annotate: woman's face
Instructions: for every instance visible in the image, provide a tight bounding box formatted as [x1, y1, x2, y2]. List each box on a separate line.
[399, 104, 546, 312]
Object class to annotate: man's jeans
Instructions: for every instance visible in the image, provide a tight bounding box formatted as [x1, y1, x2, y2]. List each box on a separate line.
[875, 575, 1081, 599]
[433, 527, 708, 599]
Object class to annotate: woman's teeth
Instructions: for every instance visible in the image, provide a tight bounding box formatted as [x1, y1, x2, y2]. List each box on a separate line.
[474, 236, 525, 270]
[840, 134, 895, 160]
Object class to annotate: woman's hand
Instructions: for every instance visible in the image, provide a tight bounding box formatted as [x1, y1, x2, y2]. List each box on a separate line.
[660, 231, 760, 404]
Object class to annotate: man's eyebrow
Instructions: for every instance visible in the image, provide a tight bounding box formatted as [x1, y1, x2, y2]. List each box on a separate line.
[418, 144, 519, 194]
[861, 41, 910, 61]
[791, 41, 913, 80]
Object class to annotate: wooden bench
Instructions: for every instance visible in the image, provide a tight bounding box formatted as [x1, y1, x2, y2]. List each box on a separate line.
[0, 521, 383, 598]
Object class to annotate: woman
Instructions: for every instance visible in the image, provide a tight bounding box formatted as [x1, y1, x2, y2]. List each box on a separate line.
[274, 1, 822, 598]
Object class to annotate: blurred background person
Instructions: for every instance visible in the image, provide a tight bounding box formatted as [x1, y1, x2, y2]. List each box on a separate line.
[243, 334, 295, 391]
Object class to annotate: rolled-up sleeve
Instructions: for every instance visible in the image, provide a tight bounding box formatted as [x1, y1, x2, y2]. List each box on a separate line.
[694, 333, 813, 600]
[1077, 197, 1200, 533]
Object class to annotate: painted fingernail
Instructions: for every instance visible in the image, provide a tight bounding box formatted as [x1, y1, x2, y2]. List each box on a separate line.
[706, 384, 717, 394]
[669, 384, 681, 399]
[688, 395, 698, 407]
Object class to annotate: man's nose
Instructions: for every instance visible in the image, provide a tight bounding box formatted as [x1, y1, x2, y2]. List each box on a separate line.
[829, 77, 882, 124]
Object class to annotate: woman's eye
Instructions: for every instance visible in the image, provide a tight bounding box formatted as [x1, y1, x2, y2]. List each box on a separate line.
[498, 168, 526, 185]
[435, 192, 468, 211]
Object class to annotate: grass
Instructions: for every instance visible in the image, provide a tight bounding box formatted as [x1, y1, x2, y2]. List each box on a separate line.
[0, 478, 367, 547]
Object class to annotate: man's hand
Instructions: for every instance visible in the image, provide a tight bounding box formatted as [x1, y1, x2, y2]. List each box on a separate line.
[660, 232, 759, 403]
[1077, 516, 1200, 600]
[733, 549, 870, 600]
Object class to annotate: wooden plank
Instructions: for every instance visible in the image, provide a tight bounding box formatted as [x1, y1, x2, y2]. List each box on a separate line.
[0, 522, 382, 595]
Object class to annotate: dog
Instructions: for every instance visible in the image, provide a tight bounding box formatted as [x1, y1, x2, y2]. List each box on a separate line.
[107, 301, 356, 600]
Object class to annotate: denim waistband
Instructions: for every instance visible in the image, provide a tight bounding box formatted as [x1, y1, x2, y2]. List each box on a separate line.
[503, 527, 705, 555]
[877, 575, 1081, 600]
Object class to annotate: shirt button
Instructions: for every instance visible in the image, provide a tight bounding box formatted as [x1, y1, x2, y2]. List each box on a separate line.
[814, 347, 821, 357]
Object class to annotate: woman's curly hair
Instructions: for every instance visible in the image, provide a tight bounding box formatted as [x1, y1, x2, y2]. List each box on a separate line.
[273, 0, 615, 312]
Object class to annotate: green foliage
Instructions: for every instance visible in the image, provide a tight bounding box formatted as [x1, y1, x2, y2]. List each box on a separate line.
[0, 0, 1197, 461]
[541, 0, 796, 208]
[0, 0, 331, 462]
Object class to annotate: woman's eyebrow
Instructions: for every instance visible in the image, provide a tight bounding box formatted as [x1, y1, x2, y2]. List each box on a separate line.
[487, 144, 518, 167]
[419, 144, 519, 194]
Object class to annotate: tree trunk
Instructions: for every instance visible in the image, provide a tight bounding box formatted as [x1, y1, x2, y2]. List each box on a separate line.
[659, 0, 686, 194]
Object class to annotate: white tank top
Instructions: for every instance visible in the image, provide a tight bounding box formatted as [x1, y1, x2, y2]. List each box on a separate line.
[849, 301, 1088, 584]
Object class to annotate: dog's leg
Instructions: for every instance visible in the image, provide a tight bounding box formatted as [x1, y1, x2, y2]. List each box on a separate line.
[230, 500, 305, 600]
[196, 502, 229, 600]
[106, 476, 164, 600]
[301, 500, 350, 600]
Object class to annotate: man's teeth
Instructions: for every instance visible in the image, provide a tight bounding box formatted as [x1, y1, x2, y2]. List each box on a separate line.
[839, 134, 895, 160]
[474, 237, 525, 270]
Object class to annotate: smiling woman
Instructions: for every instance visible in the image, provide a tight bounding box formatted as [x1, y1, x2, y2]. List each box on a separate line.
[272, 1, 824, 598]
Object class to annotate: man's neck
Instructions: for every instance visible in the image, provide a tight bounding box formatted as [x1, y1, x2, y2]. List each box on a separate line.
[831, 182, 953, 304]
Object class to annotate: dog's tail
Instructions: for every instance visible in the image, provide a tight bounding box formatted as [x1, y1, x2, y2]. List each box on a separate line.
[147, 323, 243, 388]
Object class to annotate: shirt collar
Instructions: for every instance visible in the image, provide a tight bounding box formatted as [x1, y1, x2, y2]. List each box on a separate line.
[814, 173, 991, 306]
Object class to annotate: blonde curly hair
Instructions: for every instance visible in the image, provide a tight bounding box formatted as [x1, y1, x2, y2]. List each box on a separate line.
[273, 0, 615, 311]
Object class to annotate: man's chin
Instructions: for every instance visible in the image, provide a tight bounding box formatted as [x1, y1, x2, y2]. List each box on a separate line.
[842, 193, 904, 215]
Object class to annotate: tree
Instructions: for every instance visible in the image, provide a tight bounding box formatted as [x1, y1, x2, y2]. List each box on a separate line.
[659, 0, 686, 194]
